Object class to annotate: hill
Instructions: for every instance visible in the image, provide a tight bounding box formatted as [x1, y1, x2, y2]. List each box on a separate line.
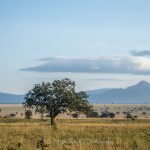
[0, 92, 24, 104]
[87, 81, 150, 104]
[1, 81, 150, 104]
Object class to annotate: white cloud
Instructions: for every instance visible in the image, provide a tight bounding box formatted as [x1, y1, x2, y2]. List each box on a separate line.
[130, 50, 150, 57]
[20, 56, 150, 75]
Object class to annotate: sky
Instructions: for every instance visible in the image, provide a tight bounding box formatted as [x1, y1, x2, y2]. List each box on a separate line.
[1, 0, 150, 94]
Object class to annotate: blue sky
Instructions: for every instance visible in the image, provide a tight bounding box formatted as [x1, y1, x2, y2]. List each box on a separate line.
[1, 0, 150, 94]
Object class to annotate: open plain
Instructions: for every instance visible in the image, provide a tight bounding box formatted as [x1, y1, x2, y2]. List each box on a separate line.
[0, 104, 150, 149]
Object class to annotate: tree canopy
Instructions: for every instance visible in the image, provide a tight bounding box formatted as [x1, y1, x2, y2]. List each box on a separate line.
[24, 78, 92, 125]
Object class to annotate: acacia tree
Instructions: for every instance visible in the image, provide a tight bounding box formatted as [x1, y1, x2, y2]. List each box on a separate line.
[24, 78, 92, 125]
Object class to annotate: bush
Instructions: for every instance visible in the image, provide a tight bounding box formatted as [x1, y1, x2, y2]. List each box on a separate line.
[133, 115, 138, 119]
[25, 110, 32, 120]
[100, 111, 115, 119]
[124, 113, 135, 120]
[9, 114, 16, 117]
[109, 112, 116, 119]
[36, 137, 48, 150]
[87, 111, 99, 118]
[71, 113, 79, 118]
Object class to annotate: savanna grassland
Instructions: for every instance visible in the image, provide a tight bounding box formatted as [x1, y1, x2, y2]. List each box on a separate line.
[0, 104, 150, 150]
[1, 104, 150, 118]
[0, 118, 150, 150]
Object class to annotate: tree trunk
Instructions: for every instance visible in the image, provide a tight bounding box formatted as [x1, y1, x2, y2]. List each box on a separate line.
[50, 116, 55, 126]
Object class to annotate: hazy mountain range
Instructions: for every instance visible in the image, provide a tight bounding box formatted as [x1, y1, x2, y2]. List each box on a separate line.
[87, 81, 150, 104]
[0, 81, 150, 104]
[0, 93, 24, 104]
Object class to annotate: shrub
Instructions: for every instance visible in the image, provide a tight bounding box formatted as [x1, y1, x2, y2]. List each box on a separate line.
[25, 110, 32, 120]
[142, 112, 146, 116]
[109, 112, 116, 119]
[36, 137, 48, 150]
[124, 113, 135, 120]
[116, 112, 120, 115]
[133, 115, 138, 119]
[87, 111, 99, 118]
[72, 112, 79, 118]
[100, 111, 115, 119]
[9, 114, 16, 117]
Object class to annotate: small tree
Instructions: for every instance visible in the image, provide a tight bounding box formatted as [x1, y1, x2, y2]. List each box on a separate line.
[116, 112, 120, 115]
[100, 111, 115, 119]
[109, 112, 115, 120]
[125, 113, 135, 120]
[100, 111, 110, 118]
[25, 110, 32, 120]
[133, 115, 138, 119]
[87, 110, 99, 118]
[21, 113, 24, 117]
[142, 112, 146, 116]
[24, 78, 92, 125]
[71, 112, 79, 118]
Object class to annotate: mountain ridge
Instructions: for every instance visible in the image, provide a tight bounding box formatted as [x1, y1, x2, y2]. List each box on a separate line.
[0, 81, 150, 104]
[0, 92, 24, 104]
[87, 81, 150, 104]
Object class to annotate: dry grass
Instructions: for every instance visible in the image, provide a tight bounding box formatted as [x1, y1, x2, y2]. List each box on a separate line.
[0, 104, 150, 149]
[0, 118, 150, 150]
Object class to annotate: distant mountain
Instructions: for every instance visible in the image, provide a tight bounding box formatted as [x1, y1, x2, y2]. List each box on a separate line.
[1, 81, 150, 104]
[86, 88, 111, 103]
[87, 81, 150, 104]
[0, 92, 24, 104]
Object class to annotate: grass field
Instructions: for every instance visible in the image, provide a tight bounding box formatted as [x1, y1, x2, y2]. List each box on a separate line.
[0, 118, 150, 150]
[0, 104, 150, 149]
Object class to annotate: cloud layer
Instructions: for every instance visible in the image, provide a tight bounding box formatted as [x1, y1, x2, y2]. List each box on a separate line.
[20, 56, 150, 75]
[130, 50, 150, 57]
